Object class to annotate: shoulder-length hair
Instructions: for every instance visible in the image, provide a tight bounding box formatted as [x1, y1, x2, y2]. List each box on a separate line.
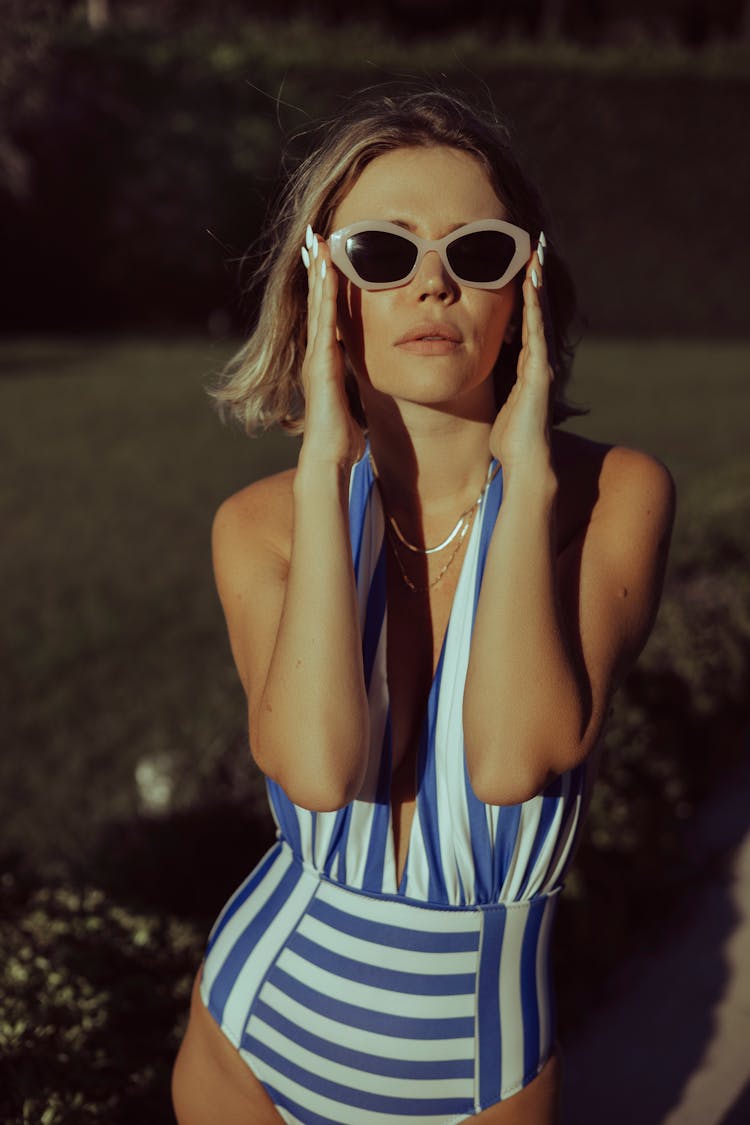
[211, 88, 582, 434]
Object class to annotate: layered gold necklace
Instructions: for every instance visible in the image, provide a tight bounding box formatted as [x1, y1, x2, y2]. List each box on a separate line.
[369, 453, 497, 593]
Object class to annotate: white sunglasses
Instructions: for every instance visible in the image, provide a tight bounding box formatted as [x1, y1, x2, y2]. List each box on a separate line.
[327, 219, 531, 291]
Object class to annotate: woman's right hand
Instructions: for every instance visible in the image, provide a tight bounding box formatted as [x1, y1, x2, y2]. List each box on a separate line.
[299, 226, 365, 470]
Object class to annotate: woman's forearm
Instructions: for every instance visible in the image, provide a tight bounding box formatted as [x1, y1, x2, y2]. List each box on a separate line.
[463, 462, 588, 805]
[254, 457, 369, 810]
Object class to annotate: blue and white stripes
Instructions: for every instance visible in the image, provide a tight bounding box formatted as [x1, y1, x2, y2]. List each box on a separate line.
[266, 449, 593, 906]
[201, 840, 560, 1122]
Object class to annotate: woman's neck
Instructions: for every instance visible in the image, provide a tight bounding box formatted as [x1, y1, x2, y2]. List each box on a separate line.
[365, 391, 495, 542]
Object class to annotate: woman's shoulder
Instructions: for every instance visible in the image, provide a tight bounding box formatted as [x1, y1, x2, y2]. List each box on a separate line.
[553, 428, 674, 491]
[552, 428, 676, 554]
[212, 468, 296, 573]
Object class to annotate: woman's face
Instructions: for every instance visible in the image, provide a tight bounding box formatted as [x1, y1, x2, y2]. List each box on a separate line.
[330, 145, 518, 419]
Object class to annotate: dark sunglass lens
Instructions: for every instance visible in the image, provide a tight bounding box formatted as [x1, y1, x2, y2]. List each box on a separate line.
[447, 231, 516, 283]
[345, 231, 417, 284]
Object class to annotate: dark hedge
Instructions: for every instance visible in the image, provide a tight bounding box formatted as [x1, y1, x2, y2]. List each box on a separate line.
[1, 20, 748, 334]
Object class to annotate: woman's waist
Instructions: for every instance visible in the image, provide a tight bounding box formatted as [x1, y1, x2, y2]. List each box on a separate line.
[278, 833, 563, 926]
[206, 835, 562, 1009]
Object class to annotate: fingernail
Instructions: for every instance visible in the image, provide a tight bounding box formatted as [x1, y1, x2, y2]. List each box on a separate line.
[536, 242, 545, 267]
[301, 246, 310, 269]
[531, 267, 539, 289]
[321, 259, 327, 280]
[305, 224, 314, 250]
[539, 230, 547, 249]
[312, 235, 319, 260]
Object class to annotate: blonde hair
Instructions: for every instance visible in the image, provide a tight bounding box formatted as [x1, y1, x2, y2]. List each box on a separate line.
[210, 89, 580, 435]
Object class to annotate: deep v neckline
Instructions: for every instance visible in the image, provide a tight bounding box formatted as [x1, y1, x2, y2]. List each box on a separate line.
[369, 472, 488, 894]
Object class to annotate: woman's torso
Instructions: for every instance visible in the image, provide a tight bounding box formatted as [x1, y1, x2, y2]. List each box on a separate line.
[261, 430, 607, 906]
[193, 430, 612, 1125]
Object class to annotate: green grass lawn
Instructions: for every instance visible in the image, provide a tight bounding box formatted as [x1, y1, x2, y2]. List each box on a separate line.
[1, 334, 748, 1123]
[2, 338, 291, 871]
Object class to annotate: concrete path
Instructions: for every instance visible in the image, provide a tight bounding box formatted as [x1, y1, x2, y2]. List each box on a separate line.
[561, 751, 750, 1125]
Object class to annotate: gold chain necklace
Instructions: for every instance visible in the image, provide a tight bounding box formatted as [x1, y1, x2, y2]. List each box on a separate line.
[369, 453, 495, 556]
[385, 504, 476, 593]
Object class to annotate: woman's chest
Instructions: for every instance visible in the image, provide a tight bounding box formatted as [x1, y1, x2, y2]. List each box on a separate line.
[384, 558, 461, 774]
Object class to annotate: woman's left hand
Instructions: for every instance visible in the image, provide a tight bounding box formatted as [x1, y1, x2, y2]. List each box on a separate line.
[489, 242, 554, 480]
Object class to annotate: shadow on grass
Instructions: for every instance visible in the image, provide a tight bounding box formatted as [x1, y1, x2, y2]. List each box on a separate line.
[561, 875, 738, 1124]
[560, 747, 750, 1124]
[91, 797, 277, 926]
[720, 1079, 750, 1125]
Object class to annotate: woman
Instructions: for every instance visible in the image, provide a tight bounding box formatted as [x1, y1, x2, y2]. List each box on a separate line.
[172, 90, 674, 1124]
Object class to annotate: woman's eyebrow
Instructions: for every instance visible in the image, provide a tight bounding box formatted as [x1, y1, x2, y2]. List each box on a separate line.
[384, 218, 474, 235]
[383, 218, 418, 231]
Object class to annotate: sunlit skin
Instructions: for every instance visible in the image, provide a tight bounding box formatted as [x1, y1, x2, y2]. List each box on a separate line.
[172, 144, 675, 1125]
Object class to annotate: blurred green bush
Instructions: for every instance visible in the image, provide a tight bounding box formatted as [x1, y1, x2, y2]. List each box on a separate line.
[0, 872, 203, 1124]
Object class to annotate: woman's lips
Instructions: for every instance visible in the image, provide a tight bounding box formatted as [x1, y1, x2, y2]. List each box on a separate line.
[395, 323, 463, 355]
[397, 338, 463, 355]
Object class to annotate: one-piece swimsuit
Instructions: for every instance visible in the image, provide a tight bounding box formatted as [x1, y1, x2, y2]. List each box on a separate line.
[200, 448, 596, 1124]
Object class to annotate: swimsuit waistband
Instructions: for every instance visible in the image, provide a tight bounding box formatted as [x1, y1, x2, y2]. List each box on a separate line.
[279, 834, 562, 928]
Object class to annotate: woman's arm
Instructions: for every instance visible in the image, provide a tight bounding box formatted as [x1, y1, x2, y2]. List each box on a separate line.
[463, 257, 675, 805]
[212, 235, 369, 811]
[463, 445, 674, 805]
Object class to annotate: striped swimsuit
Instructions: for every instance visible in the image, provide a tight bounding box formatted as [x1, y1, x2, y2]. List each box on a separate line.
[200, 450, 596, 1124]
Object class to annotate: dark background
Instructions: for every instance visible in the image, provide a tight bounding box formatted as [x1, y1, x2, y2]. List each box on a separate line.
[2, 0, 749, 337]
[1, 3, 749, 1123]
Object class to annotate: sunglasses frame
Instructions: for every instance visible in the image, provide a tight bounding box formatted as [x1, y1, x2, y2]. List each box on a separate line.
[327, 219, 531, 291]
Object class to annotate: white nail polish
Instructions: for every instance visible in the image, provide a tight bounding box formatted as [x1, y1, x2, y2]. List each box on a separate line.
[321, 259, 327, 280]
[531, 267, 539, 289]
[305, 224, 314, 250]
[312, 236, 319, 260]
[537, 242, 545, 267]
[301, 246, 310, 269]
[539, 230, 547, 249]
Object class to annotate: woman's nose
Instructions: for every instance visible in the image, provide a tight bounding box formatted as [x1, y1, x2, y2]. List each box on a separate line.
[414, 250, 457, 302]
